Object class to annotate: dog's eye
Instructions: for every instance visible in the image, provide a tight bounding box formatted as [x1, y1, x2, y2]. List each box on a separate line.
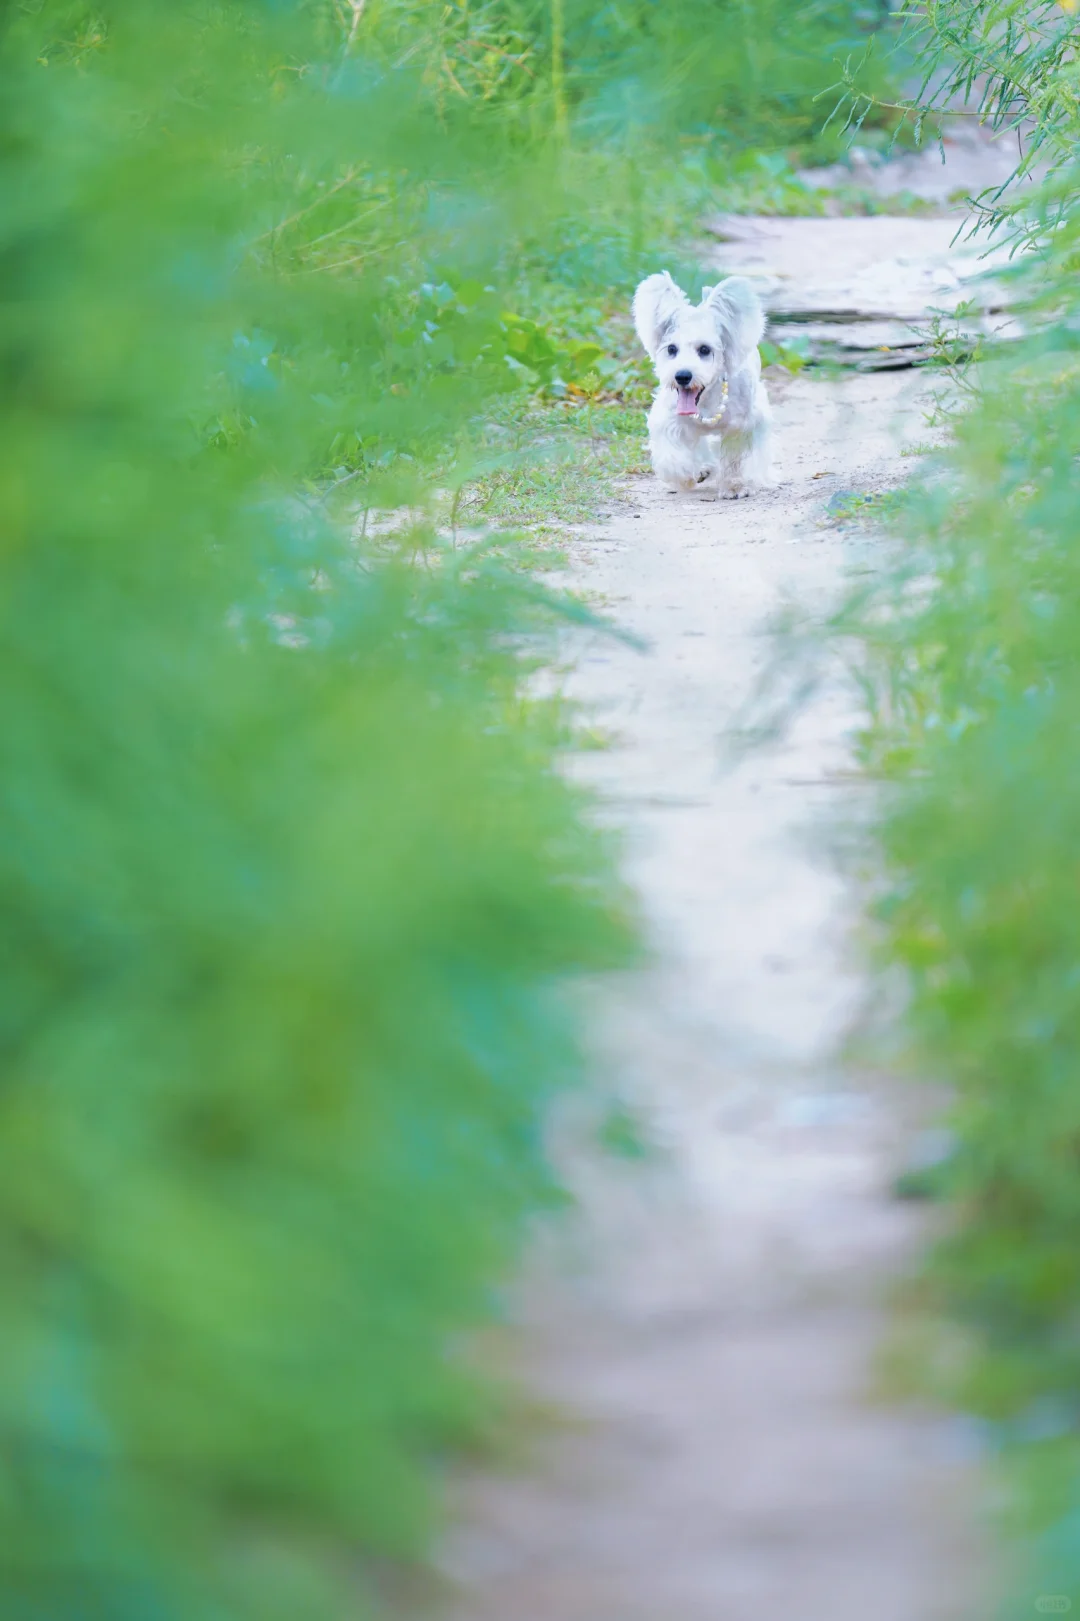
[666, 343, 678, 356]
[697, 344, 713, 358]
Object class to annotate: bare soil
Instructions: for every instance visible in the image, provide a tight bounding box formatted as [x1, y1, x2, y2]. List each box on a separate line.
[431, 186, 1009, 1621]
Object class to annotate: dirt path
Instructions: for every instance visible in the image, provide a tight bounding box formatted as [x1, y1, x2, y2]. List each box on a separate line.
[432, 208, 1002, 1621]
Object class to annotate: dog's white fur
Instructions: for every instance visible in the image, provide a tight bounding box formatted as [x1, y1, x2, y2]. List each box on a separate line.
[632, 271, 771, 498]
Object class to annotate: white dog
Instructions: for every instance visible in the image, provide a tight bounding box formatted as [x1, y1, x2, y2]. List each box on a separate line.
[632, 271, 771, 498]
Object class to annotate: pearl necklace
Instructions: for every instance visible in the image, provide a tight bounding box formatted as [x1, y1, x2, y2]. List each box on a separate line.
[697, 378, 729, 428]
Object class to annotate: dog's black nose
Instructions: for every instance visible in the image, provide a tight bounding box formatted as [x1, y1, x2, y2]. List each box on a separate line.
[674, 369, 693, 386]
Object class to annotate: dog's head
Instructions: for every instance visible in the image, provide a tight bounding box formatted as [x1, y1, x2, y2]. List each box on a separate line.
[632, 272, 764, 416]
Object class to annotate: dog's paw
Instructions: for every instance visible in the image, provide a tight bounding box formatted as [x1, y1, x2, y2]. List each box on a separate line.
[719, 485, 750, 500]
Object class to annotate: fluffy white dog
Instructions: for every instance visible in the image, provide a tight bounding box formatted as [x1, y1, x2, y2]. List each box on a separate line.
[632, 271, 771, 498]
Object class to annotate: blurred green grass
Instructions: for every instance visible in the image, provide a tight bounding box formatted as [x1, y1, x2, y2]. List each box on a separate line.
[0, 0, 895, 1613]
[822, 1, 1080, 1605]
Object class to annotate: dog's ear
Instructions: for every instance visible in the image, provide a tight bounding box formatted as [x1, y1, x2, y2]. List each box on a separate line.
[704, 276, 765, 369]
[632, 272, 690, 354]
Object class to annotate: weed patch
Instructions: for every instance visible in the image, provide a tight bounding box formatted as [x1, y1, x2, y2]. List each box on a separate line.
[824, 2, 1080, 1603]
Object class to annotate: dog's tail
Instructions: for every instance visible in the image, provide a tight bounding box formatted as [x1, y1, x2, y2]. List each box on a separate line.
[702, 277, 765, 368]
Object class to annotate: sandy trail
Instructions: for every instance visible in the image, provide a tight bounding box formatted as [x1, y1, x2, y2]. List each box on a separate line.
[433, 213, 996, 1621]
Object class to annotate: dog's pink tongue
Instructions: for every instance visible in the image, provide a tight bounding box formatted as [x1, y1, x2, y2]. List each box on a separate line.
[675, 385, 699, 416]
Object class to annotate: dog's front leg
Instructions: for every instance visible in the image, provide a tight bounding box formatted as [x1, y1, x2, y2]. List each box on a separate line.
[717, 428, 754, 499]
[650, 430, 705, 494]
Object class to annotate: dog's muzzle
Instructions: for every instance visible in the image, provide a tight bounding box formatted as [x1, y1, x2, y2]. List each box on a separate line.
[672, 369, 702, 416]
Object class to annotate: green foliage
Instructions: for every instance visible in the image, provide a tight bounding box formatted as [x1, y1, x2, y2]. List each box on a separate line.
[829, 0, 1080, 242]
[759, 334, 810, 373]
[0, 3, 633, 1616]
[457, 398, 650, 531]
[0, 0, 899, 1610]
[825, 0, 1080, 1604]
[560, 0, 890, 148]
[595, 1100, 652, 1161]
[842, 347, 1080, 1601]
[358, 0, 890, 149]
